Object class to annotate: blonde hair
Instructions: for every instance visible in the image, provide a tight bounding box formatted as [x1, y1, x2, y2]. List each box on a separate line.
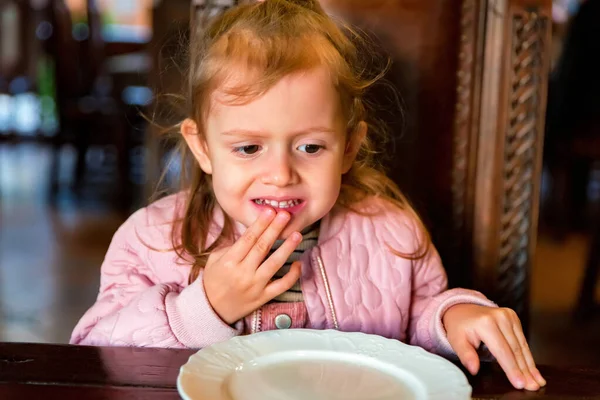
[164, 0, 430, 283]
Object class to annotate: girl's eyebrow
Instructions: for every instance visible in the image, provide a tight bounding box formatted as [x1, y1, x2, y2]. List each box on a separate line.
[220, 129, 268, 138]
[220, 127, 337, 137]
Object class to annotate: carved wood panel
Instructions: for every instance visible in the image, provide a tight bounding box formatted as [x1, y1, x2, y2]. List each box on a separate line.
[469, 0, 551, 330]
[499, 6, 550, 323]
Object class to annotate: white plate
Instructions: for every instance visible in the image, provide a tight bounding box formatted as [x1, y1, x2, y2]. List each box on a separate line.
[177, 329, 471, 400]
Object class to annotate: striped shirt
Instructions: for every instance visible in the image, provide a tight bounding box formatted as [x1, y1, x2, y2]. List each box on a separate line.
[268, 223, 320, 302]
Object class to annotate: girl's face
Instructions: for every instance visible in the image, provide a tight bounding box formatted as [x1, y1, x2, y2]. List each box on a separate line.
[182, 67, 366, 238]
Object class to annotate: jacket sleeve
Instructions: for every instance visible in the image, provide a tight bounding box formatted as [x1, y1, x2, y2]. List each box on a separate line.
[69, 209, 242, 348]
[407, 245, 497, 357]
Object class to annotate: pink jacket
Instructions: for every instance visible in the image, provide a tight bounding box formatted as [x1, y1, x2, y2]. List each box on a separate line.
[70, 193, 496, 356]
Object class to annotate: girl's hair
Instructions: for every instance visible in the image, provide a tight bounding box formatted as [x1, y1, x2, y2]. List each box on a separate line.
[164, 0, 430, 283]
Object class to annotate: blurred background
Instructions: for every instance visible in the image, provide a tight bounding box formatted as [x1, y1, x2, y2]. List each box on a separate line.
[0, 0, 598, 367]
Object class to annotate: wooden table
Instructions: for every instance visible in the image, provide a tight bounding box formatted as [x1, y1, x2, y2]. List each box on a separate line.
[1, 342, 599, 399]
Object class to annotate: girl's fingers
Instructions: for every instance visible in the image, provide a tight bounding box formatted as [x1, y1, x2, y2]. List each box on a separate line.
[478, 321, 526, 390]
[262, 261, 302, 302]
[511, 316, 547, 388]
[227, 208, 276, 262]
[497, 316, 539, 391]
[256, 231, 302, 282]
[244, 211, 291, 268]
[449, 335, 481, 375]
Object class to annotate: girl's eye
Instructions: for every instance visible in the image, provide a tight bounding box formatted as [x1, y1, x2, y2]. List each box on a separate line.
[234, 145, 261, 155]
[298, 144, 323, 154]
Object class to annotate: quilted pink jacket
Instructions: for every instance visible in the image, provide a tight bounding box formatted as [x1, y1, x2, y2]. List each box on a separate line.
[70, 193, 496, 355]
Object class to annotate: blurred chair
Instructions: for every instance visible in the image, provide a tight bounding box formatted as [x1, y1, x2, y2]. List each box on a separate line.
[0, 1, 40, 137]
[544, 0, 600, 238]
[543, 0, 600, 321]
[44, 0, 136, 211]
[178, 0, 554, 332]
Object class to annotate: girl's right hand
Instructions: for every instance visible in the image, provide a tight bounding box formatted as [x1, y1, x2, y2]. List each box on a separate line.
[203, 208, 303, 324]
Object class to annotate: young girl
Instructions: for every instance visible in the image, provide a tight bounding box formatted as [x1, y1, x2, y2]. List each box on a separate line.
[71, 0, 546, 391]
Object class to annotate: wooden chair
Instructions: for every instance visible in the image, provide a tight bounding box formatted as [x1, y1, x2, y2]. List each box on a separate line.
[0, 1, 27, 95]
[44, 0, 134, 211]
[156, 0, 553, 332]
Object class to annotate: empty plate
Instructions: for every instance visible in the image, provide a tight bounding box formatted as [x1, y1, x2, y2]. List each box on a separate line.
[177, 329, 471, 400]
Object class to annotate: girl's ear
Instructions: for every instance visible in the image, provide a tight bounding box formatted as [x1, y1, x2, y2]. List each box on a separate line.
[342, 121, 367, 174]
[181, 118, 213, 174]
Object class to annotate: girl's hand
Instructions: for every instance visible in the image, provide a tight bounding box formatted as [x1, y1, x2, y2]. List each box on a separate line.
[442, 304, 547, 391]
[203, 208, 302, 324]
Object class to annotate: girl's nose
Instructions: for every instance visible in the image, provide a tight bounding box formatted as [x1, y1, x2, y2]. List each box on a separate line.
[260, 152, 298, 187]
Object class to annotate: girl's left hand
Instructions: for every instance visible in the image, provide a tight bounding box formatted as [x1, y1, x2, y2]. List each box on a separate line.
[442, 304, 547, 391]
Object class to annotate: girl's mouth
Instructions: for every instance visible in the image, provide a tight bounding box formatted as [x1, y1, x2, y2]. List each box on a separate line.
[251, 198, 305, 213]
[253, 198, 301, 208]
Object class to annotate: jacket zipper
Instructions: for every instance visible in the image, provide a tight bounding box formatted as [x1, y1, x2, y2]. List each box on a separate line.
[251, 250, 337, 332]
[315, 251, 339, 330]
[251, 308, 262, 334]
